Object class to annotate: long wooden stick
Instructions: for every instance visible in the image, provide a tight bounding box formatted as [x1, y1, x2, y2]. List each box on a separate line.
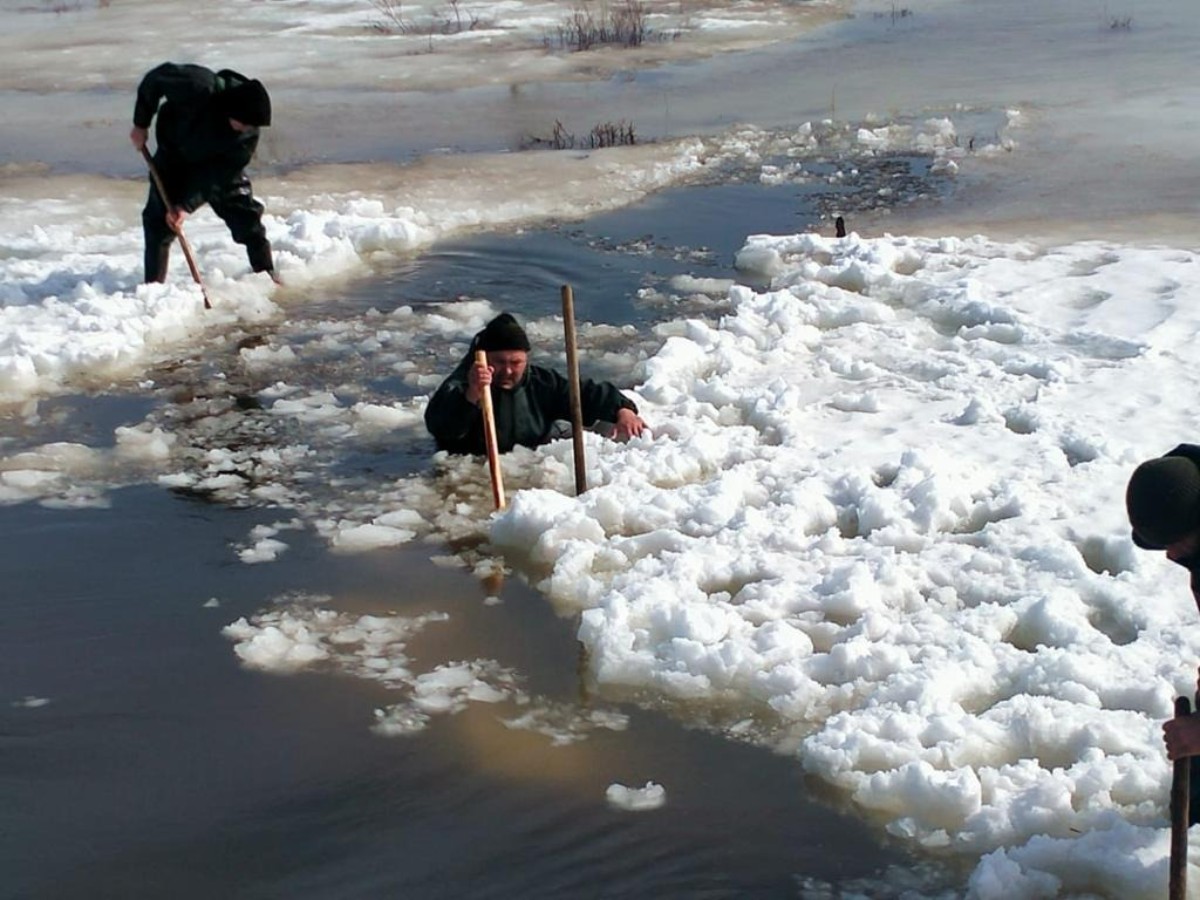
[561, 284, 587, 496]
[1171, 695, 1192, 900]
[475, 350, 506, 510]
[139, 146, 212, 309]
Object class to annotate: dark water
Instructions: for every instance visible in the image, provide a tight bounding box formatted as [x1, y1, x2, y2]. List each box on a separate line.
[342, 180, 822, 323]
[351, 156, 943, 328]
[2, 488, 934, 900]
[1, 163, 966, 899]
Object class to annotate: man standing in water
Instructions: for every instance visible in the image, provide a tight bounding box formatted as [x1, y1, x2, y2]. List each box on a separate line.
[1126, 444, 1200, 768]
[129, 62, 276, 284]
[425, 312, 647, 455]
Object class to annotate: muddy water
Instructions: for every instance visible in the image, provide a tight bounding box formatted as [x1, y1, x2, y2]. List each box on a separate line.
[1, 167, 968, 898]
[1, 488, 946, 899]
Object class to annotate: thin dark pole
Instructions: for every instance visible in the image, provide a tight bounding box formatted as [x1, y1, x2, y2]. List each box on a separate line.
[1170, 695, 1192, 900]
[561, 284, 587, 496]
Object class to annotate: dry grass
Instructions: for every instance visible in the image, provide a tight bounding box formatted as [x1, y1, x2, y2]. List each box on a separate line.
[550, 1, 674, 52]
[525, 119, 637, 150]
[370, 0, 486, 36]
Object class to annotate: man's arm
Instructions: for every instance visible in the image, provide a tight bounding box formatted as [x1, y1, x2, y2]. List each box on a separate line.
[132, 62, 214, 132]
[424, 353, 487, 453]
[578, 376, 645, 439]
[425, 380, 475, 444]
[130, 63, 177, 151]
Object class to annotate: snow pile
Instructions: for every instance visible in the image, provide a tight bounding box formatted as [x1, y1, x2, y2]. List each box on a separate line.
[606, 781, 667, 812]
[488, 230, 1200, 895]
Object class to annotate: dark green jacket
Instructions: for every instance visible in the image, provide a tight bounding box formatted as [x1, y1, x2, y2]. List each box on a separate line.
[133, 62, 260, 212]
[424, 344, 638, 455]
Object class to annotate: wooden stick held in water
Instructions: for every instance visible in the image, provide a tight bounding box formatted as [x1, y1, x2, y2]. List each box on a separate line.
[1170, 694, 1192, 900]
[475, 350, 506, 510]
[561, 284, 587, 496]
[139, 146, 212, 310]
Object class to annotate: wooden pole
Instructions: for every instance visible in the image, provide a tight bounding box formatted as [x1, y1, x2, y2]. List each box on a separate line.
[561, 284, 587, 496]
[139, 146, 212, 309]
[1171, 695, 1192, 900]
[475, 350, 506, 510]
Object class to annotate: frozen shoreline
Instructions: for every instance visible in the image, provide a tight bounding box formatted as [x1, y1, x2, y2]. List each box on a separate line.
[0, 0, 849, 174]
[6, 0, 1199, 247]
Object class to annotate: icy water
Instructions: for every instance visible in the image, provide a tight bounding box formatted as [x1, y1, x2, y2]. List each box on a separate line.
[1, 162, 966, 898]
[2, 493, 923, 900]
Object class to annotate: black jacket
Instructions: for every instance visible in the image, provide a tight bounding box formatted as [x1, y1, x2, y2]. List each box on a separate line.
[424, 343, 638, 455]
[133, 63, 261, 212]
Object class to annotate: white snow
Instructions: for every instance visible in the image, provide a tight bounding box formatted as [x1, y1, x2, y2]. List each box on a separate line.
[606, 781, 667, 811]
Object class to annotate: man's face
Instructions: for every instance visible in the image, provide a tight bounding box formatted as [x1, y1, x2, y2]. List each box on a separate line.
[486, 350, 528, 391]
[1167, 531, 1200, 568]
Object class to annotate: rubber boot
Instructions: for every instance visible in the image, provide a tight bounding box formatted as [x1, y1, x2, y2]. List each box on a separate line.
[247, 238, 273, 275]
[145, 242, 171, 284]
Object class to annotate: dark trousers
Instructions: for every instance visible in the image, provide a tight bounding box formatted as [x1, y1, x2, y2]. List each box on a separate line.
[142, 169, 273, 283]
[1192, 756, 1200, 825]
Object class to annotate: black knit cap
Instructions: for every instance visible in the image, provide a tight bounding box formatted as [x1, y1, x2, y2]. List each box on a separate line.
[221, 79, 271, 127]
[1126, 454, 1200, 549]
[476, 313, 531, 352]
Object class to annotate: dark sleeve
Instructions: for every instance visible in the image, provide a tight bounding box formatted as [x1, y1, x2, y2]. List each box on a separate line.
[576, 374, 637, 425]
[424, 351, 483, 453]
[424, 380, 477, 447]
[532, 366, 637, 425]
[132, 62, 214, 128]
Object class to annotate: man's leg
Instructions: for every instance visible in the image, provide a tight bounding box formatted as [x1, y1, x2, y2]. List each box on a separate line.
[141, 181, 176, 283]
[210, 173, 274, 277]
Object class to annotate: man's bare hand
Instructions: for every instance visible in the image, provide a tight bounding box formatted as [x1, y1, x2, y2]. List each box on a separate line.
[465, 358, 493, 406]
[613, 407, 647, 441]
[165, 206, 187, 234]
[1164, 712, 1200, 761]
[130, 125, 148, 151]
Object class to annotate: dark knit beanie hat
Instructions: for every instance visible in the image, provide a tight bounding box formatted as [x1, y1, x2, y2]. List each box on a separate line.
[221, 79, 272, 127]
[476, 313, 531, 352]
[1126, 454, 1200, 549]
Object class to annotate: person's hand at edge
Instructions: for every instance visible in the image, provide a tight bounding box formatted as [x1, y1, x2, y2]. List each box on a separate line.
[1164, 712, 1200, 761]
[613, 407, 647, 441]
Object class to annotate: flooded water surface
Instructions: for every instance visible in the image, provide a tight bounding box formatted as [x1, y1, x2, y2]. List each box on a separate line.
[3, 493, 923, 899]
